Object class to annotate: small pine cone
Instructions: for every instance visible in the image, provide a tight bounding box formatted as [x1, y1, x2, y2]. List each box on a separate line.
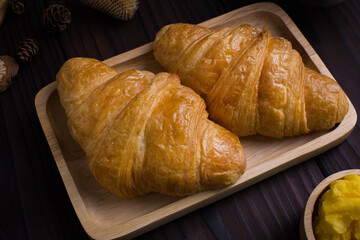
[0, 55, 19, 92]
[9, 0, 29, 15]
[41, 4, 71, 33]
[80, 0, 139, 21]
[16, 38, 39, 63]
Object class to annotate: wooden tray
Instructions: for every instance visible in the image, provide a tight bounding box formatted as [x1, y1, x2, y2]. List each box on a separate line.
[35, 2, 357, 240]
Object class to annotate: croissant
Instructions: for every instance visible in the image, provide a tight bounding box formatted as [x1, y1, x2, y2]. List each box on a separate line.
[153, 23, 348, 138]
[56, 57, 246, 198]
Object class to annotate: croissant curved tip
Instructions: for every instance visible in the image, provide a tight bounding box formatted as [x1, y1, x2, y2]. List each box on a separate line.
[199, 121, 246, 189]
[154, 24, 172, 47]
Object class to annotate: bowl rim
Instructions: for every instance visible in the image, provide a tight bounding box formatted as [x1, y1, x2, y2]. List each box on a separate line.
[301, 169, 360, 240]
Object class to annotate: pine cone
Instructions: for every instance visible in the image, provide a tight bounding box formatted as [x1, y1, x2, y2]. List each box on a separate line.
[0, 55, 19, 92]
[80, 0, 138, 21]
[9, 0, 28, 15]
[42, 4, 71, 33]
[16, 38, 39, 62]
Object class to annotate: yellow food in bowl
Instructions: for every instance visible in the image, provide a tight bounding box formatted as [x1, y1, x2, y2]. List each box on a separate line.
[314, 174, 360, 240]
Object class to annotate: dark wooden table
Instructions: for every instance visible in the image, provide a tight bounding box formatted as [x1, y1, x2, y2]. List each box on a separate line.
[1, 0, 359, 239]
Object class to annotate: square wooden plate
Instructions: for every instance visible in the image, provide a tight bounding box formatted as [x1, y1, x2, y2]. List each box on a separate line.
[35, 2, 357, 240]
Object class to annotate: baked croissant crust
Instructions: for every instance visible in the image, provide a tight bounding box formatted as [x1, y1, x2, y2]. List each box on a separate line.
[153, 23, 348, 138]
[56, 57, 246, 198]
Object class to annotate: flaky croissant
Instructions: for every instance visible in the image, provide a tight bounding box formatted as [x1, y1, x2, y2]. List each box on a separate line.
[56, 57, 246, 198]
[153, 23, 348, 138]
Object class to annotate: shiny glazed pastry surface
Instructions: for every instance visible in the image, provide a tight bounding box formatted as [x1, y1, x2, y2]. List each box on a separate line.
[153, 23, 348, 138]
[56, 57, 246, 198]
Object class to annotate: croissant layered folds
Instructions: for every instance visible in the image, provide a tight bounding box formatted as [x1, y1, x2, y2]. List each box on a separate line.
[153, 23, 348, 138]
[56, 57, 246, 198]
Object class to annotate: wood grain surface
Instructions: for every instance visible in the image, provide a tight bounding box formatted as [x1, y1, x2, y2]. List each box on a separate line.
[1, 0, 360, 239]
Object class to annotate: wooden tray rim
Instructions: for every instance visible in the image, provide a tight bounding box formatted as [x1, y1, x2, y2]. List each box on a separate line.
[35, 2, 358, 240]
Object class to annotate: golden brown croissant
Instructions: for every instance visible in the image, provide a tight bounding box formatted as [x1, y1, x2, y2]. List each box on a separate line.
[56, 57, 246, 198]
[153, 23, 348, 138]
